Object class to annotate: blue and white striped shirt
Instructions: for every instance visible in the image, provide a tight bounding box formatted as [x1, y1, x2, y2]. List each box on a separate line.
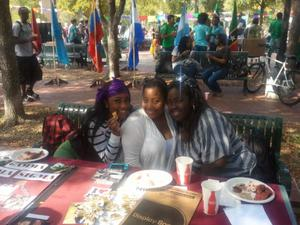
[176, 108, 256, 177]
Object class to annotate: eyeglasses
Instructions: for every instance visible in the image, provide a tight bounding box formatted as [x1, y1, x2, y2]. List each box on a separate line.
[175, 73, 198, 89]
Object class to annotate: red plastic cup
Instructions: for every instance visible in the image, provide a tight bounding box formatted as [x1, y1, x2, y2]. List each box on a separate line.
[201, 179, 222, 215]
[175, 156, 193, 186]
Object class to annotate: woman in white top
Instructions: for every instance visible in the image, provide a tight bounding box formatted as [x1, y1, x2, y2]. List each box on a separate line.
[121, 78, 176, 171]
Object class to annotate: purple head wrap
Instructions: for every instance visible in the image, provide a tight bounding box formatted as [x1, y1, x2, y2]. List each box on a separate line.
[96, 78, 129, 103]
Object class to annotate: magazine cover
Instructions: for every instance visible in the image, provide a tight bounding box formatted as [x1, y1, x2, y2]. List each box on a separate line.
[122, 187, 202, 225]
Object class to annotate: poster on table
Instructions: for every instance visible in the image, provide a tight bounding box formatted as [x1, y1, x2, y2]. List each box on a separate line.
[0, 162, 71, 224]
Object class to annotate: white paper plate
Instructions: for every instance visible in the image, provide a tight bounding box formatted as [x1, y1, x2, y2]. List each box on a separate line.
[0, 150, 16, 161]
[224, 177, 275, 204]
[11, 148, 49, 163]
[126, 170, 173, 189]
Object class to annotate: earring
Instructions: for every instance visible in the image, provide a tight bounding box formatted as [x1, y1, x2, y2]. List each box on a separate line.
[192, 104, 195, 111]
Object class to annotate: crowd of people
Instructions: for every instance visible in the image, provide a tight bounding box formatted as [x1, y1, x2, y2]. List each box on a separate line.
[150, 11, 284, 95]
[62, 19, 89, 44]
[12, 4, 286, 104]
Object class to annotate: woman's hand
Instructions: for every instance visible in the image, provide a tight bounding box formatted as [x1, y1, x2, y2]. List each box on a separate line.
[107, 116, 121, 136]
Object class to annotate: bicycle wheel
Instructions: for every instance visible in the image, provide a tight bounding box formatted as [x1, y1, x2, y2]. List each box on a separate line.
[276, 71, 300, 106]
[246, 63, 266, 93]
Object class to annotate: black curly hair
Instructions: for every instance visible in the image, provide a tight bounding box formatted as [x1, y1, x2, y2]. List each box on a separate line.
[168, 76, 208, 143]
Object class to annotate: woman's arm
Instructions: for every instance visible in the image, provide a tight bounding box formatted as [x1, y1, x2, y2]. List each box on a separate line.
[121, 112, 145, 167]
[88, 121, 121, 163]
[200, 109, 232, 170]
[172, 50, 191, 62]
[200, 157, 227, 174]
[207, 54, 227, 65]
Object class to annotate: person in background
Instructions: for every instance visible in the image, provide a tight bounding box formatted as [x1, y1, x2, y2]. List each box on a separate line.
[150, 32, 160, 59]
[54, 79, 132, 162]
[172, 36, 201, 78]
[160, 15, 177, 51]
[174, 17, 180, 31]
[237, 13, 246, 36]
[167, 75, 257, 178]
[202, 33, 230, 97]
[268, 12, 283, 59]
[82, 20, 89, 44]
[68, 19, 81, 44]
[122, 78, 176, 171]
[191, 12, 210, 51]
[12, 6, 42, 102]
[244, 16, 262, 39]
[208, 13, 225, 51]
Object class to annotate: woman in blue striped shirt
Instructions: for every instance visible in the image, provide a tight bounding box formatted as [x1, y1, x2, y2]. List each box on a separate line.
[167, 75, 257, 178]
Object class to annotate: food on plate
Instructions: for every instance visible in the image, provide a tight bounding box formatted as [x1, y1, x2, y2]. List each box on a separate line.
[232, 182, 273, 201]
[255, 184, 273, 200]
[112, 112, 118, 120]
[232, 184, 245, 193]
[133, 173, 156, 188]
[17, 150, 45, 161]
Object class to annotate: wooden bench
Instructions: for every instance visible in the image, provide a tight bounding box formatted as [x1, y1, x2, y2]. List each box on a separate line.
[155, 50, 249, 93]
[56, 102, 292, 194]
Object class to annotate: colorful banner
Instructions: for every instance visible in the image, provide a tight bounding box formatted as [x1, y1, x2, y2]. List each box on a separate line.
[229, 0, 238, 51]
[128, 0, 145, 70]
[31, 8, 42, 54]
[174, 4, 190, 47]
[88, 8, 104, 73]
[50, 2, 69, 65]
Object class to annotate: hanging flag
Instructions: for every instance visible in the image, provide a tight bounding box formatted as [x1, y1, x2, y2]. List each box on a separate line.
[229, 0, 238, 51]
[88, 8, 104, 73]
[174, 4, 190, 47]
[50, 2, 69, 65]
[31, 8, 42, 54]
[214, 0, 221, 16]
[128, 0, 145, 70]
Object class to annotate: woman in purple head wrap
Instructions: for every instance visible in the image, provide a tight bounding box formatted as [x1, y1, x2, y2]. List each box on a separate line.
[54, 78, 131, 162]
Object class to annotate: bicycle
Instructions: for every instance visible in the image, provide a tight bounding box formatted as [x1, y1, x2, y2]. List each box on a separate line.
[245, 58, 266, 93]
[264, 55, 300, 106]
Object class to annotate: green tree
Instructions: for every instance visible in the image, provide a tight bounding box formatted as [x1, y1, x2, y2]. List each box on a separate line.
[0, 0, 25, 127]
[56, 0, 92, 21]
[287, 0, 300, 67]
[224, 0, 284, 25]
[10, 0, 40, 22]
[278, 0, 292, 62]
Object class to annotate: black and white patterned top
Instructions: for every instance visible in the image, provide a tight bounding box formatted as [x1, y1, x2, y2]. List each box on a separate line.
[87, 120, 121, 163]
[176, 108, 256, 177]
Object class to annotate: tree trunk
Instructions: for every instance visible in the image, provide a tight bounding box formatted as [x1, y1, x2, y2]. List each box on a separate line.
[0, 0, 25, 126]
[278, 0, 292, 62]
[259, 0, 266, 26]
[99, 0, 125, 79]
[286, 0, 300, 68]
[194, 0, 199, 13]
[107, 25, 120, 78]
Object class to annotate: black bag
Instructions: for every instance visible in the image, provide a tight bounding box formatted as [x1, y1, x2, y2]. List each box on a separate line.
[67, 129, 101, 162]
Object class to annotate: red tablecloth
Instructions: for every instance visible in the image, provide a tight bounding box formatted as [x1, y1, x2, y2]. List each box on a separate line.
[30, 159, 295, 225]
